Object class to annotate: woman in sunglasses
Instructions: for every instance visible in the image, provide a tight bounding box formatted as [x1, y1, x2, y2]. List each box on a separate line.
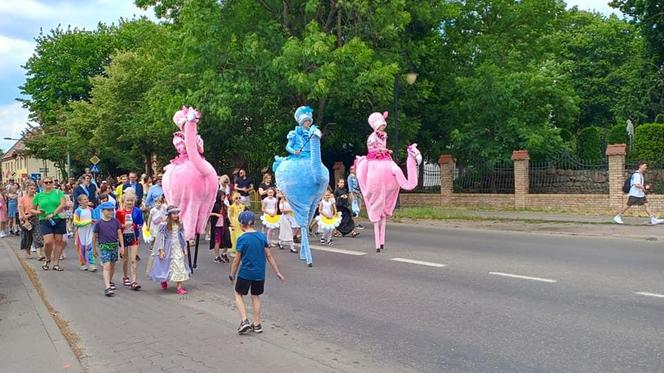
[31, 178, 67, 271]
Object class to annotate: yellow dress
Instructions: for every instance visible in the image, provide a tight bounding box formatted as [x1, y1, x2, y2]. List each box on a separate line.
[228, 203, 244, 254]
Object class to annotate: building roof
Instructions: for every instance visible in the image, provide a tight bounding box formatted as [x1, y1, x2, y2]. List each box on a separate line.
[1, 139, 25, 161]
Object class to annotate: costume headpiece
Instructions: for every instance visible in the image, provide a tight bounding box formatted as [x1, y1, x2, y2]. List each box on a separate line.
[294, 106, 314, 126]
[167, 206, 181, 214]
[368, 111, 388, 131]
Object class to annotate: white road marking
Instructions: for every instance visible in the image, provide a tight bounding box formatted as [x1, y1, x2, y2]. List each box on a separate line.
[488, 272, 557, 283]
[391, 258, 446, 268]
[310, 245, 367, 256]
[635, 291, 664, 299]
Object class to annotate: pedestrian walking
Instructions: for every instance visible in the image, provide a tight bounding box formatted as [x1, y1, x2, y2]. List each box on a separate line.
[229, 211, 284, 335]
[333, 179, 360, 238]
[347, 165, 364, 229]
[613, 161, 664, 225]
[93, 202, 123, 297]
[260, 188, 279, 246]
[74, 195, 96, 272]
[32, 177, 67, 271]
[210, 190, 232, 263]
[18, 183, 44, 260]
[316, 190, 341, 246]
[116, 191, 144, 290]
[0, 192, 8, 237]
[277, 191, 298, 253]
[234, 169, 254, 208]
[5, 178, 20, 236]
[229, 193, 245, 255]
[145, 195, 166, 275]
[149, 206, 190, 294]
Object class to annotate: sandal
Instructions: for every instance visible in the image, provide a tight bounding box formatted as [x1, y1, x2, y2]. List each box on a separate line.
[104, 288, 115, 297]
[109, 282, 117, 291]
[38, 256, 46, 262]
[42, 261, 50, 271]
[123, 277, 131, 287]
[351, 231, 359, 238]
[52, 265, 63, 271]
[130, 282, 141, 291]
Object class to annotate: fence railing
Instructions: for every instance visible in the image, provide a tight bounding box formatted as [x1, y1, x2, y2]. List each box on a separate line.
[529, 153, 608, 194]
[453, 162, 515, 194]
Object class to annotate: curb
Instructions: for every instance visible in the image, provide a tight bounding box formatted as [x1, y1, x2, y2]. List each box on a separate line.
[3, 239, 84, 373]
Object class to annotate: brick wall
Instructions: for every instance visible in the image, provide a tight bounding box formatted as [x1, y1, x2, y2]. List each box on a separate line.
[398, 145, 653, 214]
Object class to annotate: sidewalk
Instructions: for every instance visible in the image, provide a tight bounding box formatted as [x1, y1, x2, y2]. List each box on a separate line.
[0, 238, 83, 373]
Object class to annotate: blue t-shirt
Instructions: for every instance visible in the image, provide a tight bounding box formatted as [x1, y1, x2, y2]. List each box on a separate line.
[93, 218, 121, 244]
[237, 231, 268, 281]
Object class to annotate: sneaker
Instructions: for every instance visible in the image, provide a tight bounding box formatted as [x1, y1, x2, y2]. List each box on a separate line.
[176, 287, 187, 295]
[221, 253, 230, 263]
[214, 256, 223, 263]
[0, 232, 5, 238]
[109, 282, 117, 291]
[356, 224, 365, 230]
[80, 265, 88, 271]
[320, 238, 325, 244]
[161, 281, 168, 290]
[650, 217, 664, 225]
[326, 240, 333, 246]
[238, 319, 251, 334]
[252, 324, 263, 333]
[104, 288, 115, 297]
[613, 215, 624, 224]
[277, 243, 284, 250]
[88, 265, 97, 272]
[289, 247, 297, 253]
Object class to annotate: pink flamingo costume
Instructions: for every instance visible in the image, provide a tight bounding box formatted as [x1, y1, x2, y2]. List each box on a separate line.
[162, 107, 218, 269]
[355, 111, 422, 252]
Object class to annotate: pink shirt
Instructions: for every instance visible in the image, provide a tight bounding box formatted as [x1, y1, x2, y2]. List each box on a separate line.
[367, 130, 392, 160]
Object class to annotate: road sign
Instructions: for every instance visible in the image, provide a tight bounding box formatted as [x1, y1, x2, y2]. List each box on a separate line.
[90, 155, 100, 165]
[90, 164, 100, 173]
[30, 173, 41, 181]
[39, 167, 48, 173]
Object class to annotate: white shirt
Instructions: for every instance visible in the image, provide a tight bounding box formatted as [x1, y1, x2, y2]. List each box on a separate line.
[629, 172, 645, 198]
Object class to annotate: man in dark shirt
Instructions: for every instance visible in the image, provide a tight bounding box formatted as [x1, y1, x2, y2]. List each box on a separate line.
[234, 169, 253, 207]
[123, 172, 144, 207]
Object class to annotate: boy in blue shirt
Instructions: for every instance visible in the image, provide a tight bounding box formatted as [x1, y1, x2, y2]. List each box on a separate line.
[229, 211, 284, 334]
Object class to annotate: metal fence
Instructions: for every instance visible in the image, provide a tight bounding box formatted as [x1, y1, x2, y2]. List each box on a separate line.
[453, 161, 515, 193]
[529, 152, 608, 194]
[412, 161, 442, 193]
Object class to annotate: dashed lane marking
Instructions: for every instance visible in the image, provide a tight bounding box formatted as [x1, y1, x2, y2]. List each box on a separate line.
[391, 258, 446, 268]
[310, 245, 367, 256]
[635, 291, 664, 298]
[489, 272, 557, 283]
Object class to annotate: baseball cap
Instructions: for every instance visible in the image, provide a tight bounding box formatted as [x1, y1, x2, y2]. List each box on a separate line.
[238, 210, 256, 225]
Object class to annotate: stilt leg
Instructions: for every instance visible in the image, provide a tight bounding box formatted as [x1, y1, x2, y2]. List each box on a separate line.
[193, 233, 200, 269]
[374, 221, 381, 252]
[187, 240, 193, 273]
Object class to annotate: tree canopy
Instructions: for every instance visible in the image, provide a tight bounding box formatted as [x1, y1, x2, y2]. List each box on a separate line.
[18, 0, 664, 177]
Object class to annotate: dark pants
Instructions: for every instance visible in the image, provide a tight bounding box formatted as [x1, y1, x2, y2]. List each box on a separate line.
[20, 216, 44, 253]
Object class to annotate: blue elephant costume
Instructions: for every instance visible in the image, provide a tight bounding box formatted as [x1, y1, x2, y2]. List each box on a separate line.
[273, 106, 329, 266]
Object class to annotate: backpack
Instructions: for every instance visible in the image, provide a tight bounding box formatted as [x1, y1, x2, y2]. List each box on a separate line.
[622, 173, 633, 194]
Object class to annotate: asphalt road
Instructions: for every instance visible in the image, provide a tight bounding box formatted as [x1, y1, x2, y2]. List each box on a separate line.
[7, 221, 664, 372]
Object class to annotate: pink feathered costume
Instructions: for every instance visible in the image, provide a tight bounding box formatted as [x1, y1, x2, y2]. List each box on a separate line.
[162, 107, 218, 242]
[355, 111, 422, 252]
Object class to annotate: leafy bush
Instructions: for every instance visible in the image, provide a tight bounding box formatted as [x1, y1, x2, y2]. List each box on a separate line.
[576, 126, 602, 162]
[656, 114, 664, 124]
[607, 123, 628, 145]
[633, 123, 664, 163]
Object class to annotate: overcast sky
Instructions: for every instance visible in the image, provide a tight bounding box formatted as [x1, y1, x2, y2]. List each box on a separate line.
[0, 0, 623, 152]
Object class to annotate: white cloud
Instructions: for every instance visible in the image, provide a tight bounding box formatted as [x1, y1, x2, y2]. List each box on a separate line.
[0, 0, 153, 26]
[0, 35, 35, 74]
[0, 102, 30, 152]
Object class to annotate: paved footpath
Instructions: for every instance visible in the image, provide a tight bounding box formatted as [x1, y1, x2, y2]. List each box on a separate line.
[0, 240, 83, 373]
[1, 236, 401, 373]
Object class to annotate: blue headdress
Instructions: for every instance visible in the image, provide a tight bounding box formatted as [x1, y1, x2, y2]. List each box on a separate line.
[294, 106, 314, 126]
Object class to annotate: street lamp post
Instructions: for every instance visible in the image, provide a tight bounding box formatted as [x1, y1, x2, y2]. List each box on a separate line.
[392, 71, 418, 161]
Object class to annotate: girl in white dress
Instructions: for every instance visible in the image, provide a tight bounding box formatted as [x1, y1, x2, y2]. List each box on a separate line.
[260, 188, 280, 246]
[149, 206, 190, 295]
[316, 190, 341, 246]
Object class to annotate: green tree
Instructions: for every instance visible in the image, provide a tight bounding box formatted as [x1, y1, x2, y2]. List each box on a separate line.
[633, 123, 664, 163]
[610, 0, 664, 66]
[576, 126, 603, 161]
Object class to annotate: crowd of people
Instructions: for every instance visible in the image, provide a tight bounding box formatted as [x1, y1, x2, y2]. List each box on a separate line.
[0, 165, 363, 282]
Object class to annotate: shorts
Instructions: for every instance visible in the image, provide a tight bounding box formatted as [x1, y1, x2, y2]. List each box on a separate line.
[627, 196, 647, 206]
[235, 277, 265, 296]
[99, 243, 119, 263]
[7, 199, 17, 218]
[39, 219, 67, 236]
[123, 233, 138, 247]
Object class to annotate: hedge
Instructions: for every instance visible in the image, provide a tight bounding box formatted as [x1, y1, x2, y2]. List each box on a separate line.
[576, 126, 602, 162]
[633, 123, 664, 163]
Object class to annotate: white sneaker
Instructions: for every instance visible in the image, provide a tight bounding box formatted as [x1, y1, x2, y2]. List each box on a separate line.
[650, 217, 664, 225]
[80, 265, 88, 271]
[0, 232, 5, 238]
[613, 215, 624, 224]
[88, 265, 97, 272]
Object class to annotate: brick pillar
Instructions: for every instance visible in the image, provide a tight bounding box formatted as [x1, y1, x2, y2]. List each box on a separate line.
[606, 144, 627, 210]
[439, 155, 455, 198]
[332, 161, 345, 185]
[511, 150, 530, 209]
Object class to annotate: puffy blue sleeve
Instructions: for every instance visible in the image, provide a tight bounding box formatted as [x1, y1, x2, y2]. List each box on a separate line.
[285, 130, 298, 155]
